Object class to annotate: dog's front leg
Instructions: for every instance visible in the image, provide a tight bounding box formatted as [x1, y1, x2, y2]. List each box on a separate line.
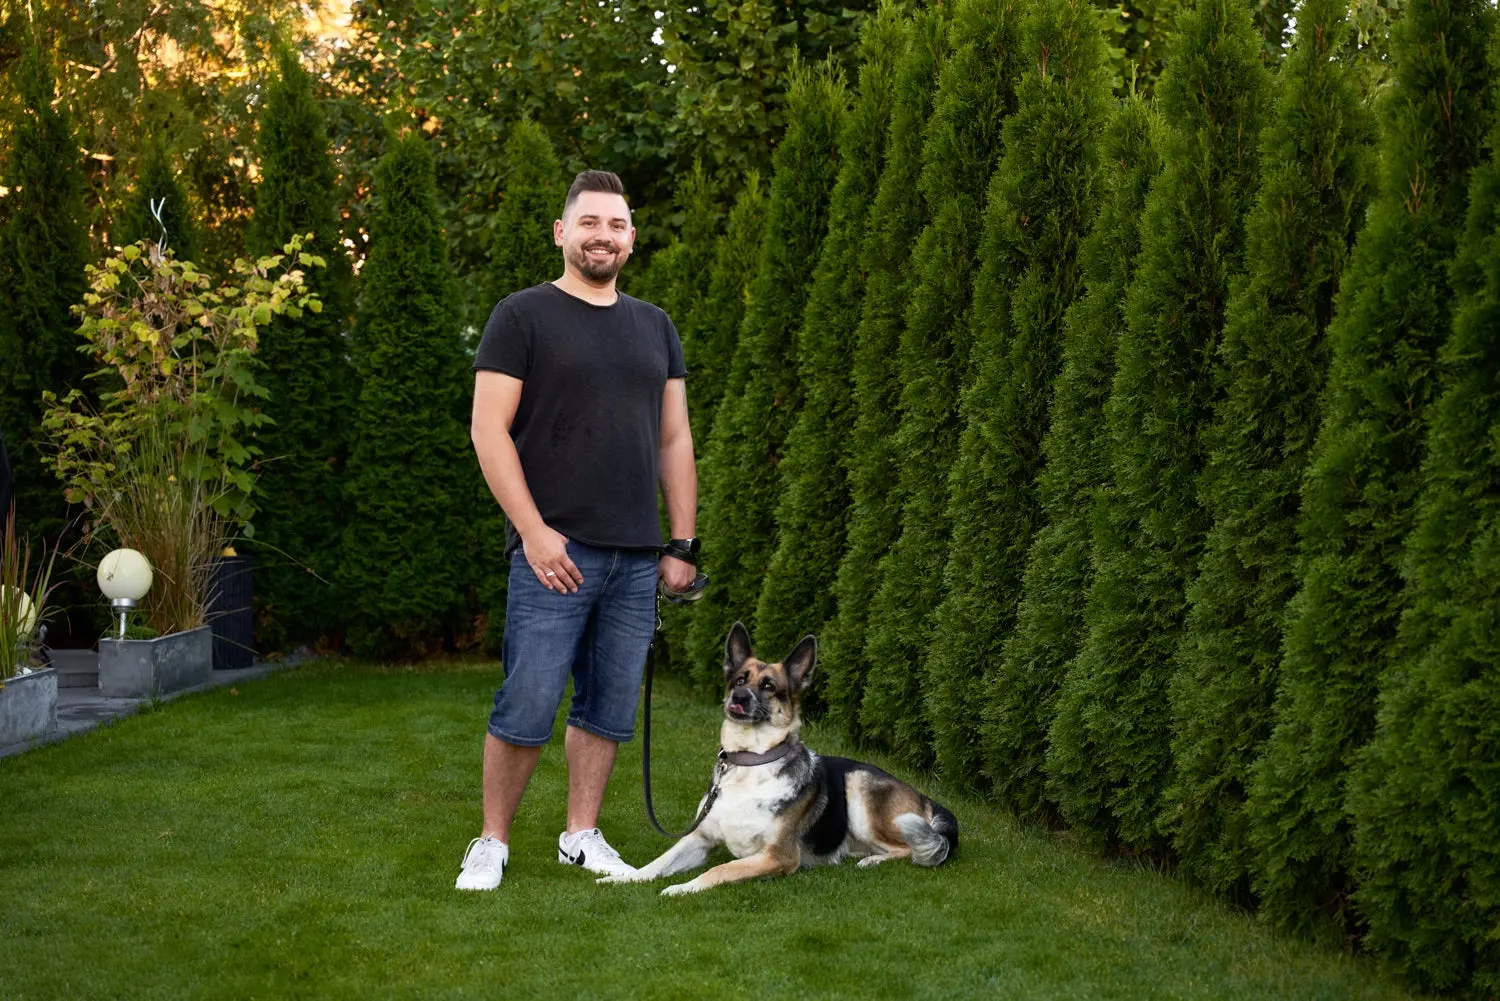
[597, 830, 715, 885]
[661, 845, 800, 896]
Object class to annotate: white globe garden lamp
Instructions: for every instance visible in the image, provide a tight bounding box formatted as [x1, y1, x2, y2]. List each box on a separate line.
[98, 549, 153, 639]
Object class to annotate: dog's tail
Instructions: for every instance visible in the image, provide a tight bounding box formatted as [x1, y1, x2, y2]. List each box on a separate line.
[896, 801, 958, 867]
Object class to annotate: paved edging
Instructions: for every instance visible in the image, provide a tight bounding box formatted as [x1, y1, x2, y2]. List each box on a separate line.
[0, 648, 315, 762]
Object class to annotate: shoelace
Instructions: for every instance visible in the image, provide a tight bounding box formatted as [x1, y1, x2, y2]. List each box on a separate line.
[572, 829, 623, 865]
[462, 837, 505, 874]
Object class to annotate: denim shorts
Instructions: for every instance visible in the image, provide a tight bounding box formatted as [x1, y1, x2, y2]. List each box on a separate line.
[488, 541, 658, 746]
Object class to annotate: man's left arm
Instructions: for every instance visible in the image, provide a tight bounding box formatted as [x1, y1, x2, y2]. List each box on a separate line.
[658, 377, 697, 590]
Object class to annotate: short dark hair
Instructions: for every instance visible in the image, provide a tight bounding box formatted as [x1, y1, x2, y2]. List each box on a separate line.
[563, 170, 627, 218]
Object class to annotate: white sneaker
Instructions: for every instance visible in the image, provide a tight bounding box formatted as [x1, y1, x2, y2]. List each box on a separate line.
[558, 828, 637, 877]
[455, 836, 508, 890]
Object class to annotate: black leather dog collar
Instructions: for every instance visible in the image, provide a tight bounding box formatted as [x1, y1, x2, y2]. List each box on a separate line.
[719, 741, 796, 766]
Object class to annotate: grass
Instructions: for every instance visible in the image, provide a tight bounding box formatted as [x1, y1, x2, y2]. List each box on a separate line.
[0, 658, 1422, 1000]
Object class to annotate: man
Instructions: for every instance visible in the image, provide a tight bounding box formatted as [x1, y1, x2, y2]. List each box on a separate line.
[458, 170, 699, 890]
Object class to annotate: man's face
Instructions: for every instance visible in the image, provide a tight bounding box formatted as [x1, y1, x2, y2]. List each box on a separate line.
[554, 190, 635, 283]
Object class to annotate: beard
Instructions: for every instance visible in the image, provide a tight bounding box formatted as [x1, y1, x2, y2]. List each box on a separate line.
[569, 242, 624, 282]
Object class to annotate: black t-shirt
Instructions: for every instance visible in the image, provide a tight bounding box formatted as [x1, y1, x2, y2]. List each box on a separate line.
[473, 282, 687, 555]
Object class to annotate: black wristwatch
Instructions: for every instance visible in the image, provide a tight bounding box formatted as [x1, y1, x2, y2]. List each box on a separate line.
[663, 537, 700, 565]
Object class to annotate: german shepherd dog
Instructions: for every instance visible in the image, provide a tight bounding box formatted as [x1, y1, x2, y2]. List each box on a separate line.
[599, 622, 958, 896]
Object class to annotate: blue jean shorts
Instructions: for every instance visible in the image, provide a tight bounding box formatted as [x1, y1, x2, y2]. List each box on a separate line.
[488, 541, 658, 746]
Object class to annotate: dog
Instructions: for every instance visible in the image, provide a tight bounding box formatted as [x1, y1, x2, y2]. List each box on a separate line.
[599, 622, 958, 896]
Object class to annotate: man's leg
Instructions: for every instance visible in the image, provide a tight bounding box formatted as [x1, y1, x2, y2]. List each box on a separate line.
[483, 734, 544, 842]
[564, 724, 619, 835]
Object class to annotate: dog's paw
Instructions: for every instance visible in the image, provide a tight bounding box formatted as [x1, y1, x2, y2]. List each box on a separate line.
[856, 854, 895, 868]
[660, 880, 702, 897]
[596, 873, 645, 886]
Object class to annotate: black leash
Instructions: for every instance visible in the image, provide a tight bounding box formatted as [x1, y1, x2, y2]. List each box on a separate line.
[642, 570, 712, 838]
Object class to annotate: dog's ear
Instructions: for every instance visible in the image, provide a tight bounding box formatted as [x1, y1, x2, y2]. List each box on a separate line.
[783, 634, 817, 693]
[723, 621, 753, 682]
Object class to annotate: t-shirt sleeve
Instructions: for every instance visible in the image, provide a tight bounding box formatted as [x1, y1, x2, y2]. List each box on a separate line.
[663, 313, 687, 380]
[473, 298, 530, 378]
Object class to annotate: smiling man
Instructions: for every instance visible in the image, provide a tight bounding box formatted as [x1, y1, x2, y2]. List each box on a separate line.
[458, 170, 699, 890]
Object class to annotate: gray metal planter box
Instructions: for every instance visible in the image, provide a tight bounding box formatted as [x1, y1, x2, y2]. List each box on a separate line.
[98, 626, 212, 698]
[0, 667, 58, 746]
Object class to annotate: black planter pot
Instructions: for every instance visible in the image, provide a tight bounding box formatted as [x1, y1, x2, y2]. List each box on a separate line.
[208, 554, 255, 670]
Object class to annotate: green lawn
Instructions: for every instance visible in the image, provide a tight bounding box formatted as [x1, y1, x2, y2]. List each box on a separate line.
[0, 659, 1422, 1000]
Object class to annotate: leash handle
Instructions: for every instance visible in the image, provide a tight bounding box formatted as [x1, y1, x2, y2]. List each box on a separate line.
[641, 612, 716, 838]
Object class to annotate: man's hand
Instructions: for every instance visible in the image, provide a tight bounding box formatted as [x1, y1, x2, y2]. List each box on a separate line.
[659, 555, 696, 594]
[522, 526, 583, 593]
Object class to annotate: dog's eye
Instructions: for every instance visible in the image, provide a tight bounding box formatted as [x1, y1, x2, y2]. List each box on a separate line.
[733, 675, 747, 688]
[760, 679, 776, 694]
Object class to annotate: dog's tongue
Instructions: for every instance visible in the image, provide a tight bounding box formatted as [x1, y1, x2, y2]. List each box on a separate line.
[728, 703, 748, 717]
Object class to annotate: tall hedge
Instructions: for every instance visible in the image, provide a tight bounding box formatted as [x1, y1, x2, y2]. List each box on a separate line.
[1161, 0, 1376, 897]
[117, 141, 201, 265]
[922, 0, 1112, 786]
[656, 172, 767, 677]
[341, 131, 474, 660]
[754, 4, 908, 661]
[1045, 0, 1270, 849]
[1245, 0, 1495, 936]
[0, 43, 88, 544]
[639, 162, 720, 323]
[979, 98, 1159, 816]
[489, 118, 565, 304]
[1348, 42, 1500, 990]
[247, 49, 356, 651]
[856, 0, 1025, 763]
[685, 64, 847, 681]
[819, 8, 948, 736]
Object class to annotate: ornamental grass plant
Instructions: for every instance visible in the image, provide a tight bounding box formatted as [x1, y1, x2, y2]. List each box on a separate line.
[0, 502, 60, 680]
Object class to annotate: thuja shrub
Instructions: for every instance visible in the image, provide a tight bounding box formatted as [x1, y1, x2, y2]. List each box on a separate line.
[685, 64, 847, 687]
[1045, 0, 1270, 850]
[488, 118, 565, 305]
[755, 3, 909, 662]
[857, 0, 1026, 765]
[1245, 0, 1495, 938]
[117, 140, 201, 266]
[818, 8, 948, 737]
[1162, 0, 1376, 898]
[921, 0, 1112, 786]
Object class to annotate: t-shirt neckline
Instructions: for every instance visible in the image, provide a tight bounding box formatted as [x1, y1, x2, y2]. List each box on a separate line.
[547, 280, 620, 310]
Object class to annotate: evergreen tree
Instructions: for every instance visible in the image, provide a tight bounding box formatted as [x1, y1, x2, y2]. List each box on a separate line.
[341, 131, 472, 660]
[685, 64, 848, 683]
[657, 172, 767, 677]
[754, 3, 909, 660]
[1162, 0, 1376, 897]
[0, 42, 88, 545]
[1044, 0, 1270, 850]
[857, 0, 1026, 763]
[922, 0, 1112, 786]
[1348, 50, 1500, 989]
[116, 140, 201, 265]
[247, 48, 356, 651]
[489, 118, 565, 303]
[1245, 0, 1494, 936]
[979, 98, 1159, 817]
[643, 162, 721, 325]
[819, 9, 949, 735]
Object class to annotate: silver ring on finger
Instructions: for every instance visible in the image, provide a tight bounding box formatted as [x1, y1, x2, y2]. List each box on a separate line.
[545, 570, 557, 577]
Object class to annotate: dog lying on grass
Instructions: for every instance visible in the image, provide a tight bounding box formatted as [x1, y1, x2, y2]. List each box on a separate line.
[600, 622, 958, 896]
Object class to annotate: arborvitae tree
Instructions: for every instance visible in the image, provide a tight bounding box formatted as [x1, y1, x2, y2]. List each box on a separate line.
[0, 42, 88, 545]
[1161, 0, 1376, 898]
[116, 141, 201, 265]
[754, 4, 908, 661]
[1348, 58, 1500, 991]
[921, 0, 1112, 786]
[247, 48, 356, 651]
[1044, 0, 1270, 850]
[656, 172, 767, 677]
[857, 0, 1026, 763]
[341, 131, 473, 660]
[979, 97, 1159, 818]
[1245, 0, 1494, 937]
[489, 118, 565, 303]
[685, 64, 847, 684]
[642, 162, 721, 323]
[819, 8, 949, 736]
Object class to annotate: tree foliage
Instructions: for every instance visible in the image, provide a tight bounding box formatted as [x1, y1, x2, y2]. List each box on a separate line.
[755, 3, 909, 661]
[1245, 0, 1495, 937]
[489, 119, 566, 306]
[1162, 0, 1376, 897]
[857, 0, 1026, 764]
[1045, 0, 1270, 849]
[922, 0, 1112, 786]
[116, 140, 201, 266]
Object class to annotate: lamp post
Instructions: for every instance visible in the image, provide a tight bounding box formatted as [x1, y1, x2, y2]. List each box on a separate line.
[98, 549, 153, 639]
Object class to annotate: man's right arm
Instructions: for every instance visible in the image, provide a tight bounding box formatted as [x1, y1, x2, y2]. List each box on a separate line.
[471, 370, 582, 593]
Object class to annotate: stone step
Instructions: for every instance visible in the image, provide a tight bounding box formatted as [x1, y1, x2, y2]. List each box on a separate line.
[46, 649, 99, 689]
